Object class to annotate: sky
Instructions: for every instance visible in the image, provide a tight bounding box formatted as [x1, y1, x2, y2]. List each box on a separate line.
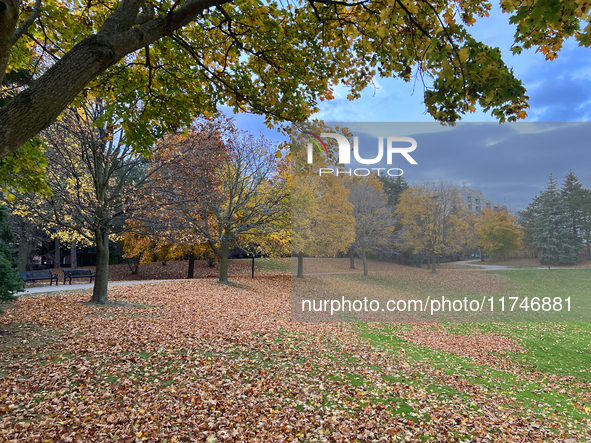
[223, 5, 591, 210]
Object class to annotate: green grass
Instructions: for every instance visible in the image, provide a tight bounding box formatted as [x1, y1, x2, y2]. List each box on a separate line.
[291, 268, 591, 429]
[254, 257, 290, 272]
[358, 322, 591, 426]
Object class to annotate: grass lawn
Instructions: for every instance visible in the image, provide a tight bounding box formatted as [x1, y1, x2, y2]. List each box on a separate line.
[0, 264, 590, 441]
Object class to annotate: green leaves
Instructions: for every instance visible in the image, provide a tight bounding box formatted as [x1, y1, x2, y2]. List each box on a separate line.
[0, 139, 51, 198]
[3, 0, 543, 159]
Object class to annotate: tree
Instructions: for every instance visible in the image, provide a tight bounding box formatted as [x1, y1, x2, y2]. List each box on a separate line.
[290, 122, 355, 278]
[12, 100, 182, 303]
[292, 174, 355, 278]
[0, 0, 536, 161]
[517, 206, 536, 257]
[347, 180, 399, 276]
[526, 172, 580, 267]
[122, 225, 216, 277]
[475, 209, 522, 260]
[0, 204, 23, 300]
[580, 189, 591, 260]
[561, 170, 586, 241]
[378, 173, 409, 207]
[396, 181, 473, 273]
[147, 125, 290, 283]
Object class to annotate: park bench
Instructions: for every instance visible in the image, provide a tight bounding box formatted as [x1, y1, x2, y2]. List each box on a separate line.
[18, 270, 59, 286]
[63, 269, 96, 285]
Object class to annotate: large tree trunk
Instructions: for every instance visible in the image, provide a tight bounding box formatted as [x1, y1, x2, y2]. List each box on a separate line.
[431, 254, 437, 274]
[187, 253, 195, 279]
[54, 237, 60, 268]
[349, 247, 356, 269]
[297, 251, 304, 279]
[90, 230, 109, 304]
[219, 240, 230, 283]
[71, 239, 77, 269]
[361, 248, 368, 277]
[0, 1, 223, 159]
[479, 246, 484, 262]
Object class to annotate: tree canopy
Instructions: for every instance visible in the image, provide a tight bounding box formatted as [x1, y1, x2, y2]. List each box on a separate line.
[526, 172, 581, 266]
[475, 209, 522, 260]
[0, 0, 549, 161]
[347, 179, 398, 276]
[396, 181, 473, 273]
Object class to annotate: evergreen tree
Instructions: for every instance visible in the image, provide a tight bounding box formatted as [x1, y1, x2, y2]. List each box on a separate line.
[516, 207, 536, 256]
[561, 170, 586, 240]
[527, 173, 580, 266]
[580, 188, 591, 260]
[0, 205, 24, 301]
[378, 173, 409, 208]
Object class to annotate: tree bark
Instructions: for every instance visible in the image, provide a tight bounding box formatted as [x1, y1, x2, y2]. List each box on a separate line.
[54, 237, 60, 268]
[297, 251, 304, 279]
[187, 253, 195, 279]
[90, 229, 109, 304]
[349, 247, 356, 269]
[71, 239, 77, 269]
[219, 240, 230, 283]
[0, 0, 19, 87]
[479, 246, 484, 262]
[361, 248, 368, 276]
[431, 254, 437, 274]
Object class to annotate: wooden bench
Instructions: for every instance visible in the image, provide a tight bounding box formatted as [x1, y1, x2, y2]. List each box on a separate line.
[18, 270, 59, 286]
[63, 269, 96, 285]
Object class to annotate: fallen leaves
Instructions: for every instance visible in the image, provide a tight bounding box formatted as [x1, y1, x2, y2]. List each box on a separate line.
[398, 324, 523, 370]
[0, 276, 588, 441]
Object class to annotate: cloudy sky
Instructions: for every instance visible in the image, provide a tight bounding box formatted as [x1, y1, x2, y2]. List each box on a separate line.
[226, 5, 591, 210]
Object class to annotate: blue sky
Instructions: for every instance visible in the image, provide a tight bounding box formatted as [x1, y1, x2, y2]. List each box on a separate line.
[225, 5, 591, 209]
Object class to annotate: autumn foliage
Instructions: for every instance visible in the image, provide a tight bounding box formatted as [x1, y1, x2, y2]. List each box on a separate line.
[475, 209, 523, 260]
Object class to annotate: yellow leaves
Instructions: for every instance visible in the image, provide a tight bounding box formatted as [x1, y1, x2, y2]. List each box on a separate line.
[458, 47, 470, 63]
[475, 209, 522, 259]
[402, 0, 419, 14]
[377, 26, 388, 38]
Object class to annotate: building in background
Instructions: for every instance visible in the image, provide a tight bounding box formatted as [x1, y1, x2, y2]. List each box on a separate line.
[460, 186, 508, 214]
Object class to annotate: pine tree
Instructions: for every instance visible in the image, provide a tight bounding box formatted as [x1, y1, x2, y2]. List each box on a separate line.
[581, 189, 591, 260]
[378, 173, 409, 208]
[0, 205, 24, 301]
[527, 173, 580, 266]
[561, 170, 586, 240]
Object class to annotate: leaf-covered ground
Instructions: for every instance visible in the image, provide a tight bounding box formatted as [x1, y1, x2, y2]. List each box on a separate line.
[1, 274, 590, 442]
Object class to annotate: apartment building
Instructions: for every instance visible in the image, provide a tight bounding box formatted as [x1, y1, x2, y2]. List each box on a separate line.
[460, 186, 508, 214]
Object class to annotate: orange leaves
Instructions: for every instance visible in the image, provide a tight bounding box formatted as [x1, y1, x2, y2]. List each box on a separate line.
[0, 271, 589, 441]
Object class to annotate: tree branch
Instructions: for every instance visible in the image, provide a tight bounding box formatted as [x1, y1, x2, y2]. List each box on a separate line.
[0, 0, 231, 159]
[12, 0, 41, 45]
